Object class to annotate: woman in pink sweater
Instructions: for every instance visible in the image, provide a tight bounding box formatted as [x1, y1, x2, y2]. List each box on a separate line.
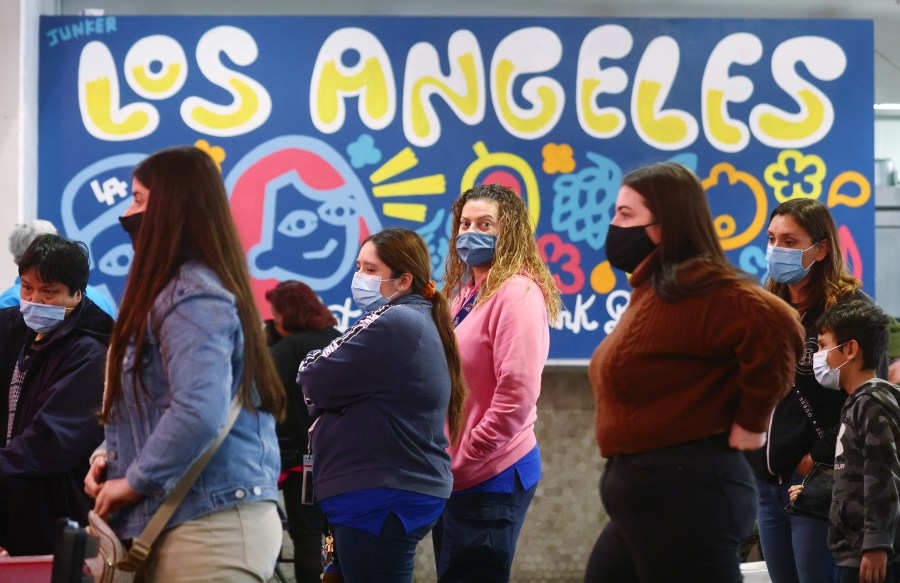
[432, 183, 561, 582]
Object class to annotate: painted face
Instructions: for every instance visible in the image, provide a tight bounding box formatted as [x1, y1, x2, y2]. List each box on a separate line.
[225, 136, 383, 314]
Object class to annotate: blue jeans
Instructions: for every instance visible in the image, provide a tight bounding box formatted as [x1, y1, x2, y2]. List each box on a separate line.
[756, 474, 836, 583]
[333, 512, 436, 583]
[432, 478, 537, 583]
[584, 435, 756, 583]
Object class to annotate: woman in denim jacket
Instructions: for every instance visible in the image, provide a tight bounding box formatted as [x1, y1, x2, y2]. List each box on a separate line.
[84, 146, 286, 582]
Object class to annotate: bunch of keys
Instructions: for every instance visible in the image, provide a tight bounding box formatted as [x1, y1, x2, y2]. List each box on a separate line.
[321, 527, 340, 579]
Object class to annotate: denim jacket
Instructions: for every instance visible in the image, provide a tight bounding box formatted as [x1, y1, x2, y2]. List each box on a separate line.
[103, 262, 280, 539]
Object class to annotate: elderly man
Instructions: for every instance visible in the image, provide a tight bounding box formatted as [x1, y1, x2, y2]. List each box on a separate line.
[0, 220, 116, 317]
[0, 234, 112, 555]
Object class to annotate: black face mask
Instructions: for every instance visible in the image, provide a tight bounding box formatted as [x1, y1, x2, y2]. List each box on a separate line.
[118, 212, 144, 247]
[605, 223, 658, 273]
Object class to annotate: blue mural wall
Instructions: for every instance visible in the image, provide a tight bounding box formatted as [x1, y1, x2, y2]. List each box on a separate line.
[38, 16, 874, 360]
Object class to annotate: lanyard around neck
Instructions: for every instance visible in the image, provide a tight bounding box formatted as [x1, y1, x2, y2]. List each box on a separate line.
[452, 290, 478, 328]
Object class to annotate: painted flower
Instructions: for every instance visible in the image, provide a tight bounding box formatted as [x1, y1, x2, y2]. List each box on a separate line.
[764, 150, 826, 203]
[347, 134, 382, 169]
[541, 143, 576, 175]
[194, 139, 226, 172]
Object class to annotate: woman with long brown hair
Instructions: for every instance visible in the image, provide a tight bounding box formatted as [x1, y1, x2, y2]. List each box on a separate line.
[433, 183, 561, 582]
[84, 146, 286, 582]
[748, 198, 886, 583]
[585, 163, 804, 582]
[296, 227, 466, 582]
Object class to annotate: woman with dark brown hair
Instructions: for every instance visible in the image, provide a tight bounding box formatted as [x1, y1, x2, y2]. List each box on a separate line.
[748, 198, 886, 583]
[585, 162, 805, 582]
[265, 280, 340, 583]
[83, 145, 286, 582]
[296, 227, 467, 582]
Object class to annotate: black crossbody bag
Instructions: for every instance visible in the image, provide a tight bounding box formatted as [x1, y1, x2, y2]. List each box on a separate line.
[783, 383, 834, 521]
[785, 462, 834, 520]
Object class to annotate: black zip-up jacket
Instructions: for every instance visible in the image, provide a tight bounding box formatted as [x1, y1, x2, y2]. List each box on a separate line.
[747, 291, 888, 484]
[269, 326, 341, 465]
[0, 297, 112, 555]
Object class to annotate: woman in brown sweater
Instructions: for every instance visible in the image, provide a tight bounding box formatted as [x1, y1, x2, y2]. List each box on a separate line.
[585, 162, 805, 582]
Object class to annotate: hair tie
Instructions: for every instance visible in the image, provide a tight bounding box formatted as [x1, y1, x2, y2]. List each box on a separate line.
[421, 280, 437, 300]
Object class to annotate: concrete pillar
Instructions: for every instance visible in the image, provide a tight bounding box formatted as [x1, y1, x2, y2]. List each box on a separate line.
[0, 0, 44, 285]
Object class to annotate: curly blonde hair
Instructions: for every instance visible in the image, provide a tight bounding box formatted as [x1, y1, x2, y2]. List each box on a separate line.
[443, 184, 562, 320]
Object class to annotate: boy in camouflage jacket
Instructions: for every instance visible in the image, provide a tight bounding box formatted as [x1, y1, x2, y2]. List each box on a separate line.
[796, 300, 900, 583]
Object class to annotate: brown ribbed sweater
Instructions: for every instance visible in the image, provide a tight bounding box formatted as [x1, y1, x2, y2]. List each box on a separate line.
[590, 260, 805, 457]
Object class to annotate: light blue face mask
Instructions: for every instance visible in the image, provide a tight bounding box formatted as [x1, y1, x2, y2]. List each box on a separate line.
[456, 232, 497, 267]
[812, 342, 850, 391]
[350, 272, 398, 313]
[766, 242, 820, 285]
[19, 298, 72, 334]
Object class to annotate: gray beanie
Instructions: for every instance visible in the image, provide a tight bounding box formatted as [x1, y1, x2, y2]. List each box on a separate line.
[9, 220, 58, 264]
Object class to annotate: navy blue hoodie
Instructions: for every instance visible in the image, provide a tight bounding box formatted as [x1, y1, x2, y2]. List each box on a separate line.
[0, 296, 112, 555]
[297, 294, 453, 501]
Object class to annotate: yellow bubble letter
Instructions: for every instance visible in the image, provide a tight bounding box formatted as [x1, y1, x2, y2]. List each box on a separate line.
[631, 36, 698, 151]
[180, 26, 272, 138]
[576, 25, 633, 139]
[311, 28, 396, 134]
[701, 33, 763, 154]
[403, 30, 485, 148]
[491, 27, 565, 140]
[750, 37, 845, 149]
[124, 35, 188, 100]
[79, 41, 158, 141]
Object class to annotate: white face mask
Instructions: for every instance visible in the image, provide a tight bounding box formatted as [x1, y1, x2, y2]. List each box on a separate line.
[812, 342, 850, 391]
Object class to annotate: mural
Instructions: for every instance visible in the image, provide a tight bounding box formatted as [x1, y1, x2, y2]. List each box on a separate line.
[38, 16, 874, 360]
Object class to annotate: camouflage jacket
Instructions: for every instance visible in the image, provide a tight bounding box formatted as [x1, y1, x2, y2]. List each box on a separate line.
[828, 378, 900, 567]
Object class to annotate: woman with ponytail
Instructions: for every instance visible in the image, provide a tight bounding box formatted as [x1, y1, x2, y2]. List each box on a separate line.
[83, 146, 286, 582]
[296, 227, 467, 582]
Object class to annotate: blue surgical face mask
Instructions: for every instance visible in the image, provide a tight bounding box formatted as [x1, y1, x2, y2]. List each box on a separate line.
[766, 242, 820, 285]
[351, 273, 398, 313]
[19, 298, 73, 334]
[456, 232, 497, 267]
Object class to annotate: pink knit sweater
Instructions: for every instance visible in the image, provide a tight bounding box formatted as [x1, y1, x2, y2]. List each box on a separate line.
[448, 274, 550, 491]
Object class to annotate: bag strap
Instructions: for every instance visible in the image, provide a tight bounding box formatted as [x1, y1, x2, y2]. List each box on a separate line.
[122, 395, 242, 570]
[793, 308, 829, 439]
[793, 383, 826, 439]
